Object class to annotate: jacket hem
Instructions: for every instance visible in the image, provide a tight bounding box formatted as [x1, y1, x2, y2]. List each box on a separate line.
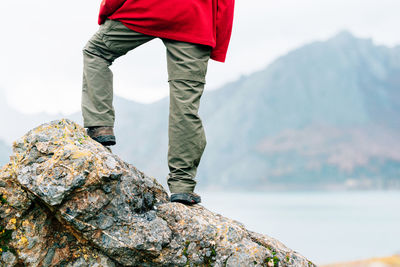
[113, 20, 217, 48]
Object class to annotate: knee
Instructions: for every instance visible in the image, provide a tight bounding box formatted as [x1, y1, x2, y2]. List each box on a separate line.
[82, 41, 93, 60]
[82, 40, 95, 56]
[168, 71, 206, 84]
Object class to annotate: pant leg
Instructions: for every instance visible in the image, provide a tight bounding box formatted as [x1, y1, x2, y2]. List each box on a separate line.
[162, 39, 212, 193]
[82, 20, 155, 127]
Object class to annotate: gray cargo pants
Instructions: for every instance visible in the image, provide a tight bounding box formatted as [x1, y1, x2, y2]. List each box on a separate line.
[82, 19, 211, 193]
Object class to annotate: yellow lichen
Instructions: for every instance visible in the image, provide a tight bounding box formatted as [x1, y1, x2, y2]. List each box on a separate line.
[70, 150, 91, 160]
[72, 251, 80, 258]
[17, 236, 28, 247]
[22, 220, 33, 229]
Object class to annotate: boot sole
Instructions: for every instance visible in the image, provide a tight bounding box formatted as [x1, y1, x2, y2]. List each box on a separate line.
[92, 135, 116, 146]
[170, 193, 201, 205]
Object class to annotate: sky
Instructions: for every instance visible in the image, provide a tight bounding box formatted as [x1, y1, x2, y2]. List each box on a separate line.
[1, 0, 400, 115]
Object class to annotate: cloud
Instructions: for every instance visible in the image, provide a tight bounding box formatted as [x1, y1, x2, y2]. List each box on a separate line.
[1, 0, 400, 114]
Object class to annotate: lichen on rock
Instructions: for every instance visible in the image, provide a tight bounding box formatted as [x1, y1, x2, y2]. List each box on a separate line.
[0, 119, 316, 266]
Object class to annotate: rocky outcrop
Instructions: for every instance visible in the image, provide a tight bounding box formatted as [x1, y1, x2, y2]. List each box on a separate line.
[0, 119, 315, 266]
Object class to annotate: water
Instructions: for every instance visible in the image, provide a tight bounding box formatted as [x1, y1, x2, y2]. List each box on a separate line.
[199, 190, 400, 265]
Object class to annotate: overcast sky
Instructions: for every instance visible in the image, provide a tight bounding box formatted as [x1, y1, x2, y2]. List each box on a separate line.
[1, 0, 400, 115]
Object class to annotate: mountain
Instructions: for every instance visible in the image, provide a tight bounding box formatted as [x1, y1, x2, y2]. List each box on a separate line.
[0, 89, 82, 145]
[112, 31, 400, 190]
[194, 30, 400, 189]
[1, 30, 399, 190]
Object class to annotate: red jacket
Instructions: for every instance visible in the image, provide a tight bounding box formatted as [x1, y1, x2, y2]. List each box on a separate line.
[98, 0, 234, 62]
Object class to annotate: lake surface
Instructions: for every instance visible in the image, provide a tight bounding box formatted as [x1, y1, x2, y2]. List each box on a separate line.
[199, 190, 400, 265]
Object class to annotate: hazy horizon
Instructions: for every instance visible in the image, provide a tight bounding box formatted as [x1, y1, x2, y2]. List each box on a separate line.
[2, 30, 399, 117]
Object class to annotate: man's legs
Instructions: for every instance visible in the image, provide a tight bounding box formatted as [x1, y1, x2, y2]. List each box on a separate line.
[82, 20, 155, 128]
[162, 39, 211, 194]
[82, 21, 210, 198]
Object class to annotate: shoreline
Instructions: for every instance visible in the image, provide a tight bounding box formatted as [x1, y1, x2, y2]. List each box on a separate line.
[322, 255, 400, 267]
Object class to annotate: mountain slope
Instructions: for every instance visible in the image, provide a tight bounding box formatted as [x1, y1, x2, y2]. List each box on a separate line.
[114, 30, 400, 189]
[192, 31, 400, 189]
[1, 31, 399, 189]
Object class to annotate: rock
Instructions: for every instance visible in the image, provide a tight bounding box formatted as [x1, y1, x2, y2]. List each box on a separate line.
[1, 251, 17, 265]
[0, 119, 316, 266]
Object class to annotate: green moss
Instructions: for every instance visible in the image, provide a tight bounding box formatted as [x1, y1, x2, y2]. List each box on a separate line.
[264, 248, 280, 267]
[0, 194, 7, 205]
[264, 256, 280, 266]
[223, 257, 228, 267]
[0, 225, 14, 254]
[211, 247, 217, 257]
[182, 241, 190, 257]
[203, 245, 217, 266]
[182, 241, 190, 266]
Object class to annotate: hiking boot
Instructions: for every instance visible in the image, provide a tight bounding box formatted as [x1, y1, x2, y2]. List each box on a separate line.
[87, 126, 116, 146]
[170, 192, 201, 205]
